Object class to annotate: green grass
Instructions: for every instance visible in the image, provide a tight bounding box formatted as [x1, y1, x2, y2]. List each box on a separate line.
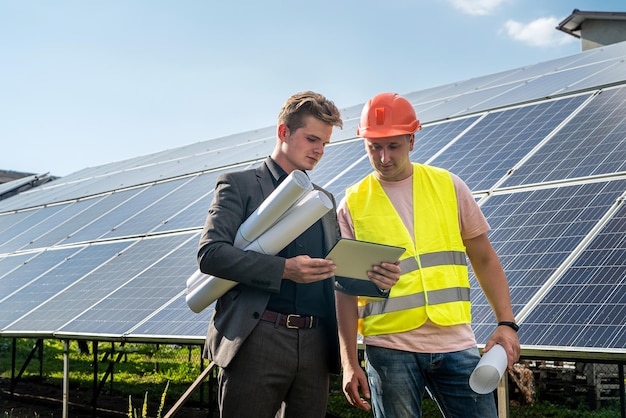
[1, 339, 207, 412]
[1, 338, 623, 418]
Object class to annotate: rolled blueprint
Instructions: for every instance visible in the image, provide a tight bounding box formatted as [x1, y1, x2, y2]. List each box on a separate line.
[186, 189, 333, 313]
[186, 170, 311, 296]
[244, 190, 332, 254]
[234, 170, 312, 248]
[469, 344, 508, 394]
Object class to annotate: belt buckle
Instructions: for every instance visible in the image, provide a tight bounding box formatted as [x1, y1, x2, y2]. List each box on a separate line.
[285, 314, 300, 329]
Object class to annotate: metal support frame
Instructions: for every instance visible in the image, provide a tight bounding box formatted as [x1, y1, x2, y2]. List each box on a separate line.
[9, 338, 43, 393]
[62, 339, 69, 418]
[617, 363, 626, 418]
[163, 362, 216, 418]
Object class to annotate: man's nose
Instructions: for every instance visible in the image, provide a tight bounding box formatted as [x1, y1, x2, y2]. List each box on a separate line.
[380, 149, 389, 163]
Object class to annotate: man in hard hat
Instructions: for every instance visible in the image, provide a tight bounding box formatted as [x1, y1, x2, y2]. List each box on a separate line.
[335, 92, 520, 417]
[197, 91, 346, 418]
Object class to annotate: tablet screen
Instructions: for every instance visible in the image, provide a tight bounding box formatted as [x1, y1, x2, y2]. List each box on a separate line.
[326, 239, 405, 280]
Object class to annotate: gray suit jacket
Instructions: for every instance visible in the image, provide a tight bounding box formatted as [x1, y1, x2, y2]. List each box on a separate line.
[197, 159, 341, 374]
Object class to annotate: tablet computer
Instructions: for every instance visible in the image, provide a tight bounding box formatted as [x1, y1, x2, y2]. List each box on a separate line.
[326, 238, 405, 281]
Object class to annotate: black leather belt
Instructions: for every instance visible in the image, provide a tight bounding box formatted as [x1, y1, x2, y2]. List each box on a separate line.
[260, 310, 319, 329]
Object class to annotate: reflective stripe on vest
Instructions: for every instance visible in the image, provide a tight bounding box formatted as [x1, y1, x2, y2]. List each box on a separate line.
[358, 287, 470, 318]
[399, 251, 467, 273]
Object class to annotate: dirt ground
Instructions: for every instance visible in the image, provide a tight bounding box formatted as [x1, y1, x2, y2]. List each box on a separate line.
[0, 377, 211, 418]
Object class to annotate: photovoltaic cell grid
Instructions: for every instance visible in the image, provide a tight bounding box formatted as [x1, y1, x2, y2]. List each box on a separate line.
[0, 198, 107, 254]
[308, 140, 365, 189]
[3, 234, 191, 334]
[57, 233, 200, 336]
[0, 204, 69, 253]
[321, 155, 369, 203]
[18, 196, 108, 251]
[470, 179, 626, 343]
[100, 176, 200, 239]
[412, 115, 480, 164]
[43, 187, 147, 247]
[502, 85, 626, 187]
[105, 172, 221, 237]
[60, 180, 186, 245]
[429, 94, 591, 192]
[476, 62, 601, 112]
[153, 164, 256, 233]
[519, 202, 626, 349]
[0, 247, 80, 310]
[0, 241, 131, 329]
[129, 293, 213, 339]
[0, 252, 41, 281]
[0, 210, 37, 235]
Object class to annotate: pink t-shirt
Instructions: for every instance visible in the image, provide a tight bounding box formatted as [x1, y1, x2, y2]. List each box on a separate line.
[337, 171, 489, 353]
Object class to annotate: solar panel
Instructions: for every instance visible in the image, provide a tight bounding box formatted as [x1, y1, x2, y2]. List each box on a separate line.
[0, 210, 39, 236]
[518, 202, 626, 349]
[18, 196, 109, 250]
[554, 59, 626, 96]
[0, 252, 39, 281]
[428, 94, 590, 192]
[475, 61, 606, 112]
[0, 247, 80, 310]
[56, 233, 199, 336]
[330, 118, 360, 142]
[0, 241, 130, 329]
[153, 165, 253, 233]
[412, 116, 480, 164]
[502, 86, 626, 187]
[308, 139, 365, 189]
[417, 83, 522, 123]
[2, 198, 112, 253]
[470, 179, 626, 343]
[3, 234, 191, 335]
[99, 177, 198, 239]
[59, 182, 183, 245]
[0, 204, 69, 251]
[128, 293, 212, 340]
[0, 174, 43, 198]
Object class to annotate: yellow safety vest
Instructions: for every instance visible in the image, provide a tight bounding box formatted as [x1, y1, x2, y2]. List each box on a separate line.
[345, 163, 471, 337]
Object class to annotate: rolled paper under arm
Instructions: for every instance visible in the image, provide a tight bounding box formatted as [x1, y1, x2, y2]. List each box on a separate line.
[186, 189, 333, 313]
[234, 170, 312, 248]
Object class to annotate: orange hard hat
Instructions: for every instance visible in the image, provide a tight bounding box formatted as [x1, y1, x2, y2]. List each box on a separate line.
[357, 93, 421, 138]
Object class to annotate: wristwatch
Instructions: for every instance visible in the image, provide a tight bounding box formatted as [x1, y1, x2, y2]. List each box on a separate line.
[498, 321, 519, 332]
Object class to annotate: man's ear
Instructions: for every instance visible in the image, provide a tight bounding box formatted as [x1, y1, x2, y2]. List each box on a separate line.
[277, 124, 289, 141]
[408, 133, 415, 151]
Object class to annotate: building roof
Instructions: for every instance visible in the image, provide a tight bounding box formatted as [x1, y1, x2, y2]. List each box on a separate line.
[557, 9, 626, 38]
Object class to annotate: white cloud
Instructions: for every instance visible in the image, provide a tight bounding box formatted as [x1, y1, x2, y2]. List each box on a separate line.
[450, 0, 509, 16]
[502, 17, 577, 47]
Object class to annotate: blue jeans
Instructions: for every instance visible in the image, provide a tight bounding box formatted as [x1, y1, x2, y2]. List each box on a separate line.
[365, 345, 497, 418]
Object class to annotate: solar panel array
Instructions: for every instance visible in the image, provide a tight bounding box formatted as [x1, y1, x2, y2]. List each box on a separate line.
[1, 40, 625, 358]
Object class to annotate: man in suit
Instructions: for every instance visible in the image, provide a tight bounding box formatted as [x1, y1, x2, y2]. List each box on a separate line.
[197, 91, 344, 418]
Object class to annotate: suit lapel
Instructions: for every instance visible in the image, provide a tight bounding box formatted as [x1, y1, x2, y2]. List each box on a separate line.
[255, 162, 275, 200]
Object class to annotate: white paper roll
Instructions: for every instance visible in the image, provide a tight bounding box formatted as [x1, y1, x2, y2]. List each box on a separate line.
[234, 170, 312, 248]
[185, 273, 238, 313]
[246, 190, 333, 255]
[469, 344, 508, 394]
[186, 189, 333, 313]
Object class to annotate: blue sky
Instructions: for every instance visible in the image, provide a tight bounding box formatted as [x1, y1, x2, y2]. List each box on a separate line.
[1, 0, 624, 177]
